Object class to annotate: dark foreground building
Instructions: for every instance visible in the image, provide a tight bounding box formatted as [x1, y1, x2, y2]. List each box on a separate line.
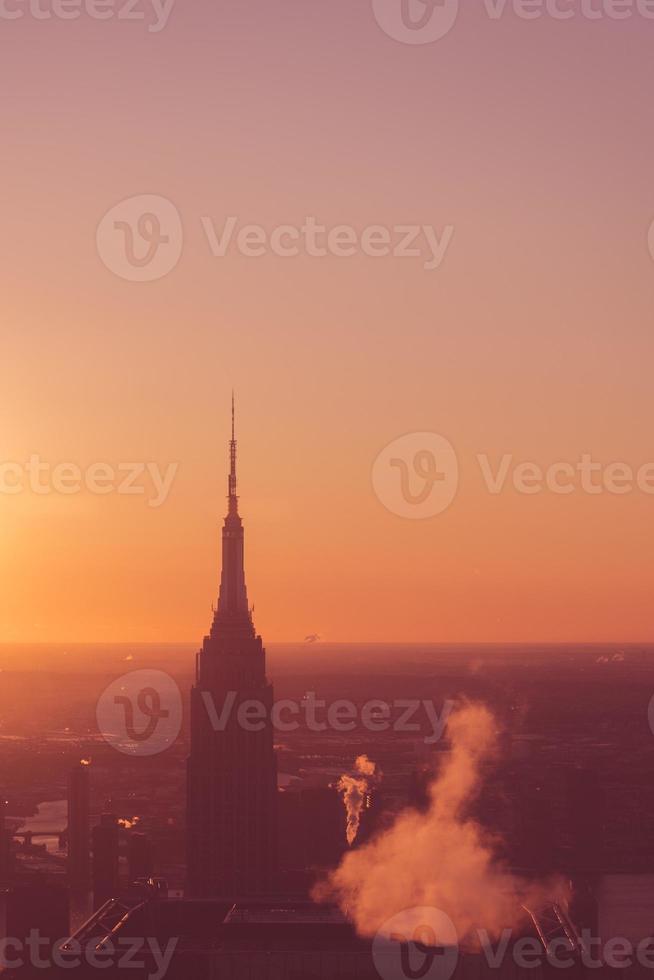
[2, 892, 597, 980]
[186, 401, 277, 899]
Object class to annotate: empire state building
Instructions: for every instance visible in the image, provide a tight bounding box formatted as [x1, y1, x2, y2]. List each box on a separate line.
[187, 400, 277, 898]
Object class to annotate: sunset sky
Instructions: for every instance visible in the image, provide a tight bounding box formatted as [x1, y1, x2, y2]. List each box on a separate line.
[2, 1, 654, 643]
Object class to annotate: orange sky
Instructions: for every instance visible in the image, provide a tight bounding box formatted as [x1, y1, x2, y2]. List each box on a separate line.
[1, 4, 654, 644]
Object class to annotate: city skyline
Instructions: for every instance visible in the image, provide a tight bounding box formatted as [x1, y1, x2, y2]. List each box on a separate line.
[3, 0, 654, 970]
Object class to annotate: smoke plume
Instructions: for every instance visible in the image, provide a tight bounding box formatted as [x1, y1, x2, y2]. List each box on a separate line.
[317, 703, 565, 946]
[336, 754, 379, 846]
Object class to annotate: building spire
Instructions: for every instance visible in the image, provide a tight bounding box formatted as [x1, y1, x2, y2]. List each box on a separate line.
[228, 391, 238, 514]
[212, 392, 252, 632]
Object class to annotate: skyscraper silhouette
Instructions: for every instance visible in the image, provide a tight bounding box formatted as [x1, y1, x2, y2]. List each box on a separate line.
[186, 399, 277, 898]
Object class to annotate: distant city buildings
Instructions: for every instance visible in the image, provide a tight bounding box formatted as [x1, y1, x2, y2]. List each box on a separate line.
[91, 812, 119, 911]
[128, 831, 153, 885]
[67, 762, 90, 889]
[0, 798, 11, 884]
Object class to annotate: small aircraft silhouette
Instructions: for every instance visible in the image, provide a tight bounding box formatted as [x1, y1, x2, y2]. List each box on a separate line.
[304, 634, 321, 644]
